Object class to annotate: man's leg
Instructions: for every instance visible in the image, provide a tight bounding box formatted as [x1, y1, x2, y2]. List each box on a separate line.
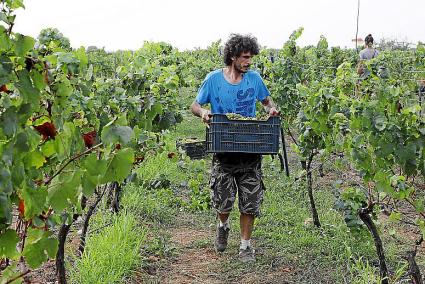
[236, 164, 264, 262]
[239, 213, 255, 262]
[240, 213, 254, 240]
[210, 159, 235, 253]
[218, 212, 230, 225]
[215, 212, 231, 252]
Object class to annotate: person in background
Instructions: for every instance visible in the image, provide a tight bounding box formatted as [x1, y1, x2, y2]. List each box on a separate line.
[190, 33, 278, 262]
[357, 34, 380, 77]
[360, 34, 379, 60]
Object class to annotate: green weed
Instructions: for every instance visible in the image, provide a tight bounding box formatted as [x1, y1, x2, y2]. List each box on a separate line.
[121, 185, 181, 224]
[251, 163, 400, 282]
[70, 213, 145, 284]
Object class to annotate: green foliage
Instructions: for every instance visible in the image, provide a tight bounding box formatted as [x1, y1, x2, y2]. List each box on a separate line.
[347, 255, 407, 284]
[135, 151, 181, 184]
[253, 166, 385, 282]
[177, 40, 222, 88]
[1, 1, 424, 280]
[0, 0, 184, 277]
[101, 149, 135, 184]
[132, 145, 210, 213]
[250, 34, 425, 279]
[37, 27, 71, 53]
[187, 172, 210, 211]
[22, 228, 58, 269]
[121, 185, 180, 223]
[271, 29, 425, 233]
[337, 186, 368, 229]
[71, 213, 145, 284]
[0, 229, 19, 259]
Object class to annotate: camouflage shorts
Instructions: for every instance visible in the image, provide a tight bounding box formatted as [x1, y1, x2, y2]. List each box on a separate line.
[209, 153, 265, 217]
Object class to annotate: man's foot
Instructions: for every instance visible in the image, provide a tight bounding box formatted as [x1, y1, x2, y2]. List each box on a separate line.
[239, 246, 255, 263]
[214, 225, 230, 252]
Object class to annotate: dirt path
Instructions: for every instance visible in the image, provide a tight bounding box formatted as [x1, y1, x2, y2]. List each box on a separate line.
[158, 227, 223, 284]
[135, 225, 224, 284]
[134, 219, 296, 284]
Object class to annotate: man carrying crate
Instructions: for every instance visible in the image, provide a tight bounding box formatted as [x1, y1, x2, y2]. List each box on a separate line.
[190, 33, 279, 262]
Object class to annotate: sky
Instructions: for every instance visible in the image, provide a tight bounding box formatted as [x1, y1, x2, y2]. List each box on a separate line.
[12, 0, 425, 51]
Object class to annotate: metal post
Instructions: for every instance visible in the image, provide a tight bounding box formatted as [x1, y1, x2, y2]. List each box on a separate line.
[280, 127, 290, 177]
[419, 82, 424, 117]
[355, 0, 360, 53]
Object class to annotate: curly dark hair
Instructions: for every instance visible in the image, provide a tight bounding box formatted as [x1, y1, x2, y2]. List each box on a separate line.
[365, 34, 374, 46]
[223, 34, 259, 66]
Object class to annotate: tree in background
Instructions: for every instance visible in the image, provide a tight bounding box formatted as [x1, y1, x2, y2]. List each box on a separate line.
[37, 27, 71, 54]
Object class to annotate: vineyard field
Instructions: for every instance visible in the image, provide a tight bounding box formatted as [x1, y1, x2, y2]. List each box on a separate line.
[1, 1, 425, 283]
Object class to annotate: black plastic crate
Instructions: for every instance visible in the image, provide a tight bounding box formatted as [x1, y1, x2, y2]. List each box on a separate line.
[176, 139, 207, 159]
[206, 114, 280, 154]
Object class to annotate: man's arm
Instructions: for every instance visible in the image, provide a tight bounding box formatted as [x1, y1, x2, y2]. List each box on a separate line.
[190, 101, 212, 123]
[261, 96, 279, 116]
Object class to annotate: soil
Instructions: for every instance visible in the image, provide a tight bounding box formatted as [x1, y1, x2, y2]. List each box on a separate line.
[20, 222, 82, 284]
[23, 260, 56, 284]
[133, 222, 296, 284]
[5, 126, 425, 283]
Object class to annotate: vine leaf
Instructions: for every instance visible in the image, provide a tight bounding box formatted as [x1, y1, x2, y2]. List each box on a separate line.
[15, 70, 40, 106]
[24, 150, 46, 169]
[14, 34, 34, 57]
[101, 125, 134, 146]
[20, 186, 47, 219]
[1, 107, 18, 137]
[0, 168, 13, 194]
[81, 154, 107, 196]
[47, 169, 82, 212]
[101, 148, 134, 184]
[55, 78, 73, 106]
[22, 228, 58, 269]
[0, 229, 20, 259]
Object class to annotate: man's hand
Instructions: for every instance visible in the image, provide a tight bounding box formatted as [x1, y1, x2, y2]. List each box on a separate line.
[190, 101, 212, 123]
[262, 97, 279, 116]
[269, 107, 279, 116]
[201, 109, 212, 123]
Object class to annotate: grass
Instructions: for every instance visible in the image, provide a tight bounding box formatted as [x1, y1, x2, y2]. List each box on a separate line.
[256, 178, 370, 282]
[70, 212, 145, 284]
[120, 184, 181, 224]
[164, 96, 413, 282]
[169, 87, 206, 141]
[186, 154, 408, 283]
[253, 158, 408, 282]
[71, 88, 421, 283]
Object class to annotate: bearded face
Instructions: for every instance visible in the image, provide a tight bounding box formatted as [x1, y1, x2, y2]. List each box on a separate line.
[233, 52, 253, 73]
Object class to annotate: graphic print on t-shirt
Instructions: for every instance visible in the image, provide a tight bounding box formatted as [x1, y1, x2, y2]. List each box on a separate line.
[235, 88, 255, 116]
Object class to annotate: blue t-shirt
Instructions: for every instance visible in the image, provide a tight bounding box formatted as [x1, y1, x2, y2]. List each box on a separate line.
[196, 69, 270, 117]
